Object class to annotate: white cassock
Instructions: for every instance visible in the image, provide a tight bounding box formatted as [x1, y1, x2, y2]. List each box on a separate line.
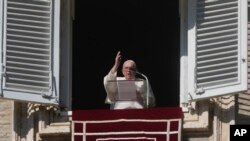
[103, 71, 155, 109]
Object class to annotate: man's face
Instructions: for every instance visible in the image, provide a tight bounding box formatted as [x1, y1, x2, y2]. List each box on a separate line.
[122, 61, 136, 80]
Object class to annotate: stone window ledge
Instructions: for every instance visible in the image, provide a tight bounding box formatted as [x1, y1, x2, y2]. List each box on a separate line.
[39, 122, 71, 137]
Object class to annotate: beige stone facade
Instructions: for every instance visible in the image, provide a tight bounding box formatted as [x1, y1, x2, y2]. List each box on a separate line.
[0, 100, 71, 141]
[0, 99, 12, 141]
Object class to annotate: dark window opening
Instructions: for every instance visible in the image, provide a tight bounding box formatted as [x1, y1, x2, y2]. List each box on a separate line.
[73, 0, 180, 110]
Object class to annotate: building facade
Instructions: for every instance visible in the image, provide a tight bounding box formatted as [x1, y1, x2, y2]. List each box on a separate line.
[0, 0, 250, 141]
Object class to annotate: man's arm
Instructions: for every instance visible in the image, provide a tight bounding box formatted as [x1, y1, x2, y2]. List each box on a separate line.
[103, 71, 117, 103]
[103, 51, 122, 104]
[111, 51, 121, 74]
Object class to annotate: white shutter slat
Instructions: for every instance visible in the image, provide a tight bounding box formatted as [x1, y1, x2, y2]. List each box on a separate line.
[7, 1, 51, 13]
[7, 61, 49, 68]
[197, 0, 237, 7]
[197, 34, 237, 43]
[7, 18, 50, 25]
[197, 18, 237, 28]
[197, 78, 238, 87]
[7, 33, 50, 41]
[7, 72, 49, 79]
[6, 83, 50, 94]
[7, 77, 49, 84]
[197, 66, 238, 75]
[197, 60, 237, 69]
[197, 50, 237, 59]
[7, 23, 50, 30]
[6, 83, 49, 90]
[7, 39, 50, 46]
[8, 1, 50, 8]
[197, 12, 238, 22]
[197, 72, 237, 81]
[188, 0, 248, 100]
[7, 45, 50, 52]
[197, 39, 237, 48]
[8, 12, 50, 20]
[197, 44, 237, 53]
[7, 66, 50, 74]
[4, 0, 52, 95]
[7, 55, 50, 62]
[197, 6, 237, 15]
[8, 7, 50, 14]
[8, 5, 50, 14]
[7, 49, 50, 57]
[197, 23, 237, 32]
[197, 55, 238, 65]
[8, 28, 50, 37]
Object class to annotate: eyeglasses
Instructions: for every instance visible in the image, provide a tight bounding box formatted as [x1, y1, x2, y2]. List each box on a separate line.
[123, 67, 136, 71]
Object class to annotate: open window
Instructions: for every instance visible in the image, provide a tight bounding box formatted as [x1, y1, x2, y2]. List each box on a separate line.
[181, 0, 248, 104]
[0, 0, 60, 105]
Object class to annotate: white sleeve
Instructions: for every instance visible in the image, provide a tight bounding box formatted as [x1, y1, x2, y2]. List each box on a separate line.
[147, 81, 156, 107]
[138, 79, 156, 107]
[103, 71, 117, 104]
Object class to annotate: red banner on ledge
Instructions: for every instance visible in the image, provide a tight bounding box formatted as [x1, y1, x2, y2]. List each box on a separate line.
[72, 107, 183, 141]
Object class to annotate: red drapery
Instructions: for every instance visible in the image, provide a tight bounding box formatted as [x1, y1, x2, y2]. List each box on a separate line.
[72, 107, 183, 141]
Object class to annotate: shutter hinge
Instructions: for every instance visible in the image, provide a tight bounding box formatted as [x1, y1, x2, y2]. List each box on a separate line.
[0, 64, 5, 97]
[41, 93, 58, 103]
[195, 87, 205, 95]
[2, 65, 6, 77]
[194, 67, 205, 95]
[41, 92, 51, 98]
[41, 89, 58, 103]
[188, 92, 193, 100]
[242, 58, 246, 63]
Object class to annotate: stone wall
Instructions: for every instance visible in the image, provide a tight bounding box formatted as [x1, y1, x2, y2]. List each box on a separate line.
[0, 99, 13, 141]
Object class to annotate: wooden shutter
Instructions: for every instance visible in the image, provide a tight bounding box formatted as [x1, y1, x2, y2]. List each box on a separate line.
[188, 0, 248, 100]
[0, 0, 60, 104]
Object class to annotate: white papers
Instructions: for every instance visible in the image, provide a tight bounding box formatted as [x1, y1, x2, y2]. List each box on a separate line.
[116, 80, 137, 101]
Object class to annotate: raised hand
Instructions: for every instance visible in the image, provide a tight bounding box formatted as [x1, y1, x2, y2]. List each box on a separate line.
[115, 51, 122, 66]
[111, 51, 122, 74]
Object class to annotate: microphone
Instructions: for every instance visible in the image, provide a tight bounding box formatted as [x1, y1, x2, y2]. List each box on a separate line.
[129, 68, 143, 75]
[129, 68, 137, 72]
[129, 68, 149, 108]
